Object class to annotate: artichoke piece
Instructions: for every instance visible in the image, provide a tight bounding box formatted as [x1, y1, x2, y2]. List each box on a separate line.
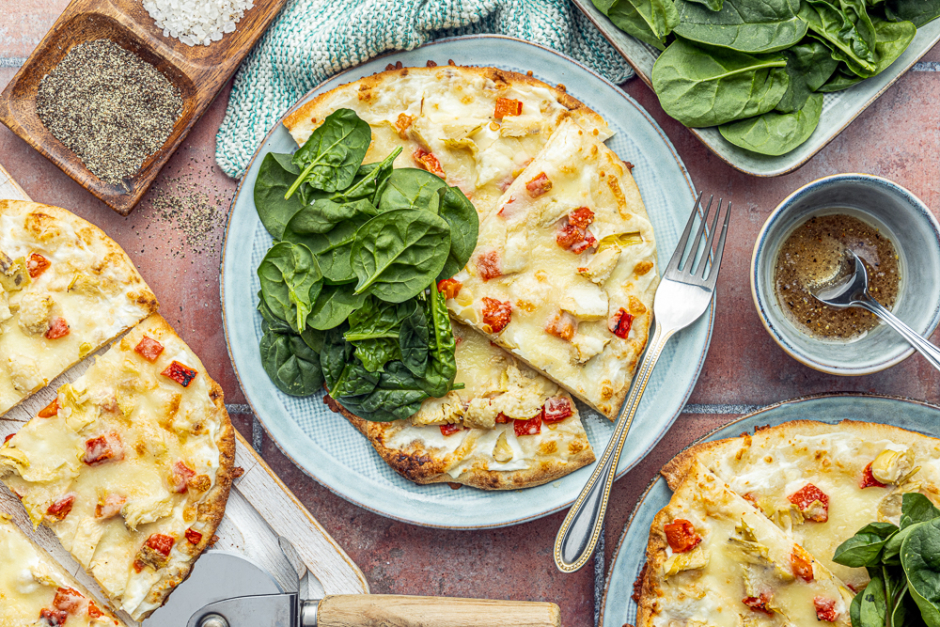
[771, 503, 805, 533]
[597, 232, 643, 251]
[0, 252, 29, 293]
[493, 432, 514, 463]
[663, 545, 708, 577]
[871, 448, 916, 485]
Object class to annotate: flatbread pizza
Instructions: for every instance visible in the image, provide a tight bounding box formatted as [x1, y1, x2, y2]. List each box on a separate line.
[0, 314, 235, 620]
[0, 199, 158, 416]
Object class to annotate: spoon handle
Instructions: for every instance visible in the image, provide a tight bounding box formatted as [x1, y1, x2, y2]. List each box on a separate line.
[857, 298, 940, 372]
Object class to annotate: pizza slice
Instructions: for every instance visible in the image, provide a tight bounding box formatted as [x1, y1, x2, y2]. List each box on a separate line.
[0, 314, 235, 620]
[283, 64, 612, 220]
[662, 420, 940, 590]
[444, 118, 659, 418]
[0, 515, 124, 626]
[639, 462, 853, 627]
[0, 200, 159, 416]
[327, 321, 595, 489]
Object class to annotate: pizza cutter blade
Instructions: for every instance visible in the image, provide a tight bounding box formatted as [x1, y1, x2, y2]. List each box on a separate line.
[148, 547, 561, 627]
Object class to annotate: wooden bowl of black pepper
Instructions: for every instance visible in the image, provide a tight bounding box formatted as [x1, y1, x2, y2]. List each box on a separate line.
[751, 173, 940, 376]
[0, 0, 289, 215]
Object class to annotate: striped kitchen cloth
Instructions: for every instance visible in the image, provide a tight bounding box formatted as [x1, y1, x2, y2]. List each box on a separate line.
[214, 0, 633, 179]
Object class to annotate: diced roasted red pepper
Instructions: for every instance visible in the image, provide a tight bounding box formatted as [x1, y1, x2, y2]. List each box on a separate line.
[440, 423, 463, 436]
[791, 546, 814, 581]
[476, 250, 502, 282]
[569, 231, 597, 254]
[788, 484, 830, 522]
[413, 148, 445, 178]
[495, 412, 513, 424]
[83, 433, 123, 466]
[46, 494, 75, 521]
[95, 494, 126, 520]
[44, 317, 69, 340]
[494, 97, 523, 119]
[814, 597, 839, 622]
[664, 518, 702, 553]
[609, 308, 634, 339]
[170, 461, 196, 493]
[743, 593, 774, 615]
[395, 113, 414, 139]
[3, 433, 14, 444]
[545, 311, 577, 341]
[53, 587, 85, 613]
[437, 278, 462, 300]
[40, 608, 69, 626]
[568, 207, 595, 229]
[134, 336, 165, 363]
[146, 533, 175, 557]
[161, 361, 198, 387]
[514, 412, 542, 437]
[38, 399, 59, 418]
[556, 224, 585, 250]
[87, 603, 104, 619]
[860, 462, 887, 489]
[543, 397, 573, 423]
[185, 528, 203, 545]
[481, 297, 512, 333]
[28, 253, 51, 278]
[526, 172, 552, 198]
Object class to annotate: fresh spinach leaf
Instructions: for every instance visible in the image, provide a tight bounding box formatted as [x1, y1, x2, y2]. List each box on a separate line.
[377, 168, 448, 214]
[719, 92, 822, 155]
[301, 326, 325, 353]
[421, 285, 459, 397]
[330, 357, 380, 398]
[351, 209, 452, 303]
[254, 152, 307, 239]
[257, 292, 292, 332]
[354, 361, 431, 421]
[333, 147, 402, 204]
[285, 212, 372, 284]
[673, 0, 808, 53]
[901, 518, 940, 627]
[259, 327, 323, 396]
[287, 108, 371, 198]
[651, 39, 789, 127]
[798, 0, 879, 74]
[307, 283, 368, 331]
[836, 17, 917, 78]
[902, 493, 940, 529]
[776, 39, 840, 111]
[436, 186, 480, 281]
[861, 574, 888, 627]
[257, 242, 323, 333]
[399, 299, 430, 377]
[886, 0, 940, 27]
[818, 63, 868, 91]
[285, 198, 377, 235]
[320, 325, 351, 390]
[884, 525, 916, 564]
[594, 0, 681, 50]
[835, 522, 900, 567]
[852, 585, 864, 627]
[344, 297, 416, 372]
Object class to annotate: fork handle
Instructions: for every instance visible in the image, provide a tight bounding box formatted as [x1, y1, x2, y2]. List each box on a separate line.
[553, 322, 673, 573]
[856, 297, 940, 372]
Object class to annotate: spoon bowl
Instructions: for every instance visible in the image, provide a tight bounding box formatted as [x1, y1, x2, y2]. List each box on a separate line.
[810, 250, 870, 309]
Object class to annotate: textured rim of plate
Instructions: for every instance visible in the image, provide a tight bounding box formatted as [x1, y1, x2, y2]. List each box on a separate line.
[570, 0, 940, 178]
[220, 34, 714, 529]
[599, 392, 940, 627]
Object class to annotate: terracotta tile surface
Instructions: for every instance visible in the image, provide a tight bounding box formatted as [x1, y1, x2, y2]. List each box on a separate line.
[3, 4, 940, 626]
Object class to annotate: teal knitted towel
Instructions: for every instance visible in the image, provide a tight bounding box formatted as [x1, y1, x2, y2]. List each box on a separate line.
[214, 0, 634, 179]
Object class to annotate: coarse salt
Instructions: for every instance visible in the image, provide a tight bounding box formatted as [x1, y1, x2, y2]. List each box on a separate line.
[142, 0, 255, 47]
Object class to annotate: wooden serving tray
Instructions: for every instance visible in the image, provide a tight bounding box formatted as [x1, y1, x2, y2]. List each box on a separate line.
[0, 163, 369, 625]
[0, 0, 288, 214]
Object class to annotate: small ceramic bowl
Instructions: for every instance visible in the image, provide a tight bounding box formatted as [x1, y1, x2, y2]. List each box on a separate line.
[752, 173, 940, 375]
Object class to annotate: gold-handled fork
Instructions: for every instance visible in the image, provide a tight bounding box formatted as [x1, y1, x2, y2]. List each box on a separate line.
[554, 192, 731, 573]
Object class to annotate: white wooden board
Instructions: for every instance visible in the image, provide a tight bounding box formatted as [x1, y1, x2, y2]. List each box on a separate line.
[0, 163, 368, 625]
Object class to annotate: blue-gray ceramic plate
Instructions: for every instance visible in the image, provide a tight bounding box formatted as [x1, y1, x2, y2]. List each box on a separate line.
[601, 394, 940, 627]
[221, 35, 712, 529]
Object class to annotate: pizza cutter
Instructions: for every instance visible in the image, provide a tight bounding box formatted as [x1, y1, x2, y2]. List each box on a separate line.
[146, 541, 560, 627]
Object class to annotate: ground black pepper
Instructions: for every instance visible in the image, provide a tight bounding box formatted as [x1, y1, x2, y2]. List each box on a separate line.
[36, 39, 182, 189]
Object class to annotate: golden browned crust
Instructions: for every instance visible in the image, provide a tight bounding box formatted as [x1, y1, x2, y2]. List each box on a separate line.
[660, 419, 940, 490]
[324, 395, 596, 491]
[284, 65, 606, 132]
[637, 507, 671, 627]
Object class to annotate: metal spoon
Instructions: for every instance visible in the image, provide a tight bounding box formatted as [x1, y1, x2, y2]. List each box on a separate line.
[811, 249, 940, 371]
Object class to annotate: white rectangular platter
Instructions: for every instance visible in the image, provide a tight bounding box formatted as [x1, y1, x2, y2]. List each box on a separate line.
[572, 0, 940, 177]
[0, 163, 368, 626]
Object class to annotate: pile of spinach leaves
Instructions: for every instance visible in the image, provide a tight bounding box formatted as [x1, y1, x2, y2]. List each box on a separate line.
[833, 493, 940, 627]
[252, 108, 477, 421]
[594, 0, 933, 156]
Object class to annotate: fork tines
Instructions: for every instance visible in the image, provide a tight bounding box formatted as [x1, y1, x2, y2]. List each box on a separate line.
[666, 192, 731, 287]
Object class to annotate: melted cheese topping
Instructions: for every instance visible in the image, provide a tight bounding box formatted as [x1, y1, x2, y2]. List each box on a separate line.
[701, 429, 940, 590]
[0, 315, 225, 620]
[651, 466, 852, 627]
[387, 324, 592, 478]
[0, 516, 123, 626]
[447, 119, 658, 417]
[0, 201, 156, 415]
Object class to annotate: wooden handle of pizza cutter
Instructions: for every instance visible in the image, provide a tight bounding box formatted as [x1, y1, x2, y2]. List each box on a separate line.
[312, 594, 561, 627]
